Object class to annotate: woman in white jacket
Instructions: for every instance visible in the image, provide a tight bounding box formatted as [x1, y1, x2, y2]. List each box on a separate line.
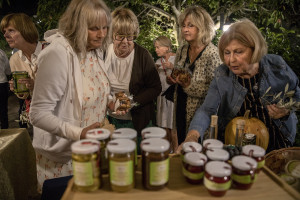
[29, 0, 111, 193]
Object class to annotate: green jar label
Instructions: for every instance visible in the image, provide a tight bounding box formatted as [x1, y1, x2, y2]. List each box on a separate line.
[73, 161, 94, 186]
[257, 160, 265, 169]
[232, 173, 257, 184]
[150, 158, 169, 186]
[182, 167, 204, 180]
[110, 160, 133, 186]
[204, 177, 231, 191]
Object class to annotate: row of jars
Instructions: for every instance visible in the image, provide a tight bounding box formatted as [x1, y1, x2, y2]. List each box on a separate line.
[181, 139, 266, 196]
[71, 127, 170, 192]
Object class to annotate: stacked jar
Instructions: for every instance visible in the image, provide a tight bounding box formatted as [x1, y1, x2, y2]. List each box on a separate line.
[180, 142, 202, 160]
[206, 148, 229, 162]
[202, 139, 223, 154]
[182, 152, 207, 184]
[242, 145, 266, 173]
[141, 127, 167, 140]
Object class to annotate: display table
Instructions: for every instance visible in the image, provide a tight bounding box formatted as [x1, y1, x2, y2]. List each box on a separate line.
[61, 154, 300, 200]
[0, 128, 38, 200]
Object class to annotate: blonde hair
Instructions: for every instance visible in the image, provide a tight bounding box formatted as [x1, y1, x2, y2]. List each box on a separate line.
[178, 6, 215, 45]
[218, 19, 267, 63]
[111, 8, 139, 39]
[0, 13, 38, 44]
[153, 36, 172, 52]
[58, 0, 111, 55]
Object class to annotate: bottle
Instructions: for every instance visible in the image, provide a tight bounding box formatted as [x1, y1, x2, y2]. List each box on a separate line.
[235, 119, 245, 148]
[208, 115, 218, 139]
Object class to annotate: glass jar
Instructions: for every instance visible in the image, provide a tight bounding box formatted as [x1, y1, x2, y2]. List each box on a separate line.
[182, 152, 207, 184]
[86, 128, 111, 174]
[206, 148, 229, 162]
[141, 127, 167, 140]
[180, 142, 202, 160]
[202, 139, 223, 154]
[107, 139, 136, 192]
[242, 145, 265, 173]
[71, 139, 100, 192]
[204, 161, 232, 197]
[231, 155, 257, 190]
[141, 138, 170, 190]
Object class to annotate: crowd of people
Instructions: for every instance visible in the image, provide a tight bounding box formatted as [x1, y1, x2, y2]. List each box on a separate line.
[0, 0, 299, 195]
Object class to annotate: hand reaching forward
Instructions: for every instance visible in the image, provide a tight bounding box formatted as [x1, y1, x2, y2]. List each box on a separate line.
[80, 122, 101, 139]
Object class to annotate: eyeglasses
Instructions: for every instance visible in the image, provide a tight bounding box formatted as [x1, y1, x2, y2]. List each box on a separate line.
[114, 34, 136, 41]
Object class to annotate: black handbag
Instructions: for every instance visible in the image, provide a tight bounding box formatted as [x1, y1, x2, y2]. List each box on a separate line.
[161, 84, 175, 102]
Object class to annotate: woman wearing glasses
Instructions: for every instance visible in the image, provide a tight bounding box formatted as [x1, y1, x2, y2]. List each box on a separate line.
[105, 8, 161, 148]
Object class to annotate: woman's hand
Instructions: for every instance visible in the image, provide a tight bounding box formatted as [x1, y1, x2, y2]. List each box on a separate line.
[175, 130, 200, 154]
[18, 78, 34, 91]
[80, 122, 101, 139]
[267, 104, 290, 119]
[162, 61, 174, 69]
[176, 75, 191, 88]
[166, 75, 176, 85]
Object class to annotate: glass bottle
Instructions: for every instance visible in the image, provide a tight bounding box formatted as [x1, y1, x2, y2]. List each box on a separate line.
[208, 115, 218, 139]
[235, 119, 245, 148]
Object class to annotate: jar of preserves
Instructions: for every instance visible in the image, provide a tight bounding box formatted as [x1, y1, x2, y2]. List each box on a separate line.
[141, 127, 167, 140]
[202, 139, 223, 154]
[107, 139, 136, 192]
[86, 128, 111, 174]
[206, 148, 229, 162]
[181, 142, 202, 160]
[71, 139, 100, 192]
[182, 152, 207, 184]
[204, 161, 232, 197]
[231, 155, 257, 189]
[242, 145, 265, 173]
[141, 138, 170, 190]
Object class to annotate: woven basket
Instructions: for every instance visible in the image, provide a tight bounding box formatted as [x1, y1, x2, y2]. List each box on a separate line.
[265, 147, 300, 175]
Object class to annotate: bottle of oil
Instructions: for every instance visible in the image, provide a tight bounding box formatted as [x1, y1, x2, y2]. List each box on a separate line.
[208, 115, 218, 139]
[235, 119, 245, 148]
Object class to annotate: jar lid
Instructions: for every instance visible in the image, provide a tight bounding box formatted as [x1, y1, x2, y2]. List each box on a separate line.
[203, 139, 223, 149]
[86, 128, 110, 140]
[182, 142, 202, 153]
[71, 139, 100, 154]
[141, 138, 170, 153]
[184, 152, 207, 166]
[205, 161, 232, 177]
[242, 145, 265, 157]
[142, 127, 166, 139]
[107, 139, 136, 153]
[232, 155, 257, 171]
[206, 148, 229, 161]
[112, 128, 137, 139]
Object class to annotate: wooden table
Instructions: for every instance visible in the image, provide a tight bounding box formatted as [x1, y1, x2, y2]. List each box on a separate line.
[0, 128, 38, 200]
[62, 154, 300, 200]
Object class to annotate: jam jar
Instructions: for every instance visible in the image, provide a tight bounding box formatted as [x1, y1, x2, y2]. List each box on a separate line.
[204, 161, 232, 197]
[107, 139, 136, 192]
[71, 139, 100, 192]
[202, 139, 223, 154]
[141, 127, 167, 140]
[86, 128, 110, 174]
[242, 144, 266, 173]
[141, 138, 170, 190]
[181, 142, 202, 160]
[182, 152, 207, 184]
[206, 148, 229, 162]
[231, 155, 257, 189]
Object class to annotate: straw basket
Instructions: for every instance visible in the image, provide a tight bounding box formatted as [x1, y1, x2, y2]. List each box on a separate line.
[265, 147, 300, 175]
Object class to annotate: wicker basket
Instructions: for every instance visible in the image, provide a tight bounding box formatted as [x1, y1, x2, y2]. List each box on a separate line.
[265, 147, 300, 175]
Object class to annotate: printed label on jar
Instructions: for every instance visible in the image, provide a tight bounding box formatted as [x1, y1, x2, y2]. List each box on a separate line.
[150, 158, 169, 185]
[182, 167, 204, 180]
[232, 173, 257, 184]
[204, 177, 231, 191]
[73, 161, 94, 186]
[110, 160, 133, 186]
[257, 160, 265, 169]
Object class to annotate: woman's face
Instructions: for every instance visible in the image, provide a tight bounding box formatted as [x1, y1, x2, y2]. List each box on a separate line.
[113, 31, 135, 57]
[224, 39, 255, 78]
[3, 25, 26, 49]
[181, 15, 199, 43]
[87, 19, 108, 51]
[155, 41, 169, 57]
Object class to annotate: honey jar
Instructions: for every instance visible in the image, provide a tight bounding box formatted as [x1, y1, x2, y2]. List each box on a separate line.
[204, 161, 232, 197]
[86, 128, 111, 174]
[141, 127, 167, 140]
[141, 138, 170, 190]
[202, 139, 223, 154]
[180, 142, 202, 160]
[182, 152, 207, 184]
[71, 139, 100, 192]
[206, 148, 229, 162]
[107, 139, 136, 192]
[231, 155, 257, 189]
[242, 145, 265, 173]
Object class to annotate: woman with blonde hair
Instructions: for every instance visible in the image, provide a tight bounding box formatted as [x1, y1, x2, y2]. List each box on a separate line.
[29, 0, 112, 192]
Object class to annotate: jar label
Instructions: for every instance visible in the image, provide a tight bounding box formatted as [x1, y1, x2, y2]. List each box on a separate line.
[232, 173, 257, 184]
[110, 160, 133, 186]
[204, 177, 231, 191]
[257, 160, 265, 169]
[73, 161, 94, 186]
[150, 158, 169, 186]
[182, 167, 204, 180]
